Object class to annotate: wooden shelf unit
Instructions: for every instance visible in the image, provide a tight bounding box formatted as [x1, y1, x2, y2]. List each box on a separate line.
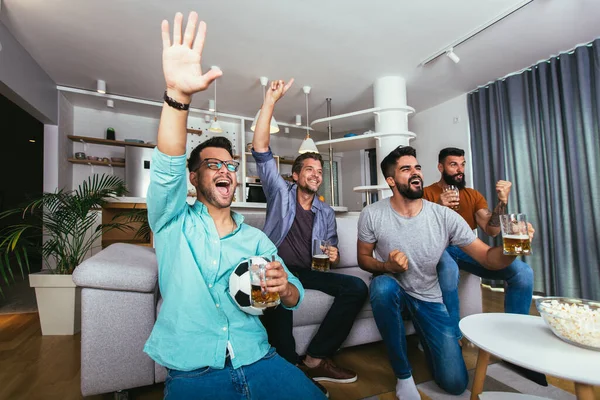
[68, 135, 156, 148]
[68, 158, 125, 167]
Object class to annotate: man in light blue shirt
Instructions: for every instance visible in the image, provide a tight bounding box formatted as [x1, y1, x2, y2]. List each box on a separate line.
[143, 11, 325, 399]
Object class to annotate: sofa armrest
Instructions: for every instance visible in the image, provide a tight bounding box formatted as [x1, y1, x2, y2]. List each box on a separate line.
[73, 243, 158, 293]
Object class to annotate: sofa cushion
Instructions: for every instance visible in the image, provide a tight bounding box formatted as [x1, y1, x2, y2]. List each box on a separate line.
[335, 214, 360, 269]
[73, 243, 158, 293]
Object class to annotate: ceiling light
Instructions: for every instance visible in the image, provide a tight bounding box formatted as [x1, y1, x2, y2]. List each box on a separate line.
[298, 86, 318, 154]
[208, 67, 223, 133]
[29, 139, 36, 143]
[209, 117, 223, 133]
[295, 115, 302, 126]
[107, 99, 114, 108]
[250, 76, 279, 134]
[445, 48, 460, 64]
[208, 99, 215, 112]
[97, 79, 106, 94]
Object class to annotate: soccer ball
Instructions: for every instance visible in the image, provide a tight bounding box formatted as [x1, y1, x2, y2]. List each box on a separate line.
[228, 256, 270, 316]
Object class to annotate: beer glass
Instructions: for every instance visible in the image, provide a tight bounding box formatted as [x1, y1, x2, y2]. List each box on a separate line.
[312, 239, 331, 272]
[500, 213, 532, 256]
[443, 185, 460, 211]
[249, 257, 280, 308]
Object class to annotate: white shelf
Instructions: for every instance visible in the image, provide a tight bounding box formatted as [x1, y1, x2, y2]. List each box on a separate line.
[310, 106, 415, 132]
[353, 185, 389, 193]
[315, 131, 416, 153]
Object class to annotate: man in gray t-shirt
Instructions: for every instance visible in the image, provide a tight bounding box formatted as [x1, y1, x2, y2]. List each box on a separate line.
[357, 146, 533, 400]
[358, 198, 476, 302]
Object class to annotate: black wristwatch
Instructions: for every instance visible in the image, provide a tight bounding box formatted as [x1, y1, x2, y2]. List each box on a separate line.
[163, 91, 190, 111]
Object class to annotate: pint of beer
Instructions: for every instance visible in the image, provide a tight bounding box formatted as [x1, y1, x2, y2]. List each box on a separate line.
[312, 239, 331, 272]
[249, 258, 280, 308]
[500, 213, 532, 256]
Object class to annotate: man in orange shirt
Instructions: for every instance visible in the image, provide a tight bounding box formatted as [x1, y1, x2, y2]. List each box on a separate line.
[423, 147, 546, 386]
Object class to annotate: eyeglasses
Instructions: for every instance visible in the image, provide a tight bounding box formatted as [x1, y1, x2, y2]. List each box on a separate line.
[198, 158, 240, 173]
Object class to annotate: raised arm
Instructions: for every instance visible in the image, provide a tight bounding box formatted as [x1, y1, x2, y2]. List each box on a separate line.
[158, 12, 222, 156]
[252, 79, 294, 152]
[475, 180, 511, 237]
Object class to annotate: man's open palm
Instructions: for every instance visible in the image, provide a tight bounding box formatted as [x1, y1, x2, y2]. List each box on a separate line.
[161, 12, 222, 99]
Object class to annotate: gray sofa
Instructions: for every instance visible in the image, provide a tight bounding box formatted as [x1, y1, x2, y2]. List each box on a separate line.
[73, 211, 482, 396]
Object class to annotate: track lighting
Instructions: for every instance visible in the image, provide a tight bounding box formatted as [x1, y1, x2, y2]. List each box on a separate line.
[445, 48, 460, 64]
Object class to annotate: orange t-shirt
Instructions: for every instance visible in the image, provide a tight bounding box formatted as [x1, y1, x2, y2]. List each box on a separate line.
[422, 184, 488, 230]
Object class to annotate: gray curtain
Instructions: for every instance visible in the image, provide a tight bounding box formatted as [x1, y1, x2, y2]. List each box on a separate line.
[468, 38, 600, 300]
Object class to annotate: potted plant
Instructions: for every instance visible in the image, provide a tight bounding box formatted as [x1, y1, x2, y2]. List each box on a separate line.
[0, 174, 128, 335]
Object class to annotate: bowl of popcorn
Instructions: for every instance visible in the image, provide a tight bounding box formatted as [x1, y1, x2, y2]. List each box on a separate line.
[535, 297, 600, 351]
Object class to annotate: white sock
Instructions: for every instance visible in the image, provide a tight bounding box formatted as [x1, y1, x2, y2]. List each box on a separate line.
[396, 376, 420, 400]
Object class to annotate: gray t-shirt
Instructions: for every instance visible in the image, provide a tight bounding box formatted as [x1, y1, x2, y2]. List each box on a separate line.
[358, 198, 476, 302]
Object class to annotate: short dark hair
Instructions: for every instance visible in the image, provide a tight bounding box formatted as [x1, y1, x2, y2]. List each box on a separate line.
[292, 152, 324, 177]
[380, 146, 417, 179]
[438, 147, 465, 164]
[188, 137, 234, 171]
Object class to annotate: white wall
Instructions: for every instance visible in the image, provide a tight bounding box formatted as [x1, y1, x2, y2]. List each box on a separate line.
[43, 124, 59, 193]
[410, 94, 473, 187]
[58, 94, 73, 191]
[340, 150, 364, 211]
[0, 22, 57, 124]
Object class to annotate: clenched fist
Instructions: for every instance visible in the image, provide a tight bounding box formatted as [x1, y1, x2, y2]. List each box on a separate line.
[496, 180, 512, 204]
[386, 250, 408, 273]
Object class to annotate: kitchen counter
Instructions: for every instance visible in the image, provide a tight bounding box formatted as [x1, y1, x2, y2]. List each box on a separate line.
[106, 197, 349, 212]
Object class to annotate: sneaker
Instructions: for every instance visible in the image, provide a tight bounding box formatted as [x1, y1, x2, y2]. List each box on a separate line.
[302, 357, 358, 383]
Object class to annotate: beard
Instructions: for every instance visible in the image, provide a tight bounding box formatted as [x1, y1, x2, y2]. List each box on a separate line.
[442, 170, 466, 190]
[395, 175, 424, 200]
[297, 178, 320, 195]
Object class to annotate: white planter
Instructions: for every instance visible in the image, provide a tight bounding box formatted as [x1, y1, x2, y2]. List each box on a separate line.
[29, 271, 81, 335]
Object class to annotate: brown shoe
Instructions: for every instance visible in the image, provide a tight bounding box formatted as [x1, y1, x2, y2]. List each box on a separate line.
[302, 358, 358, 383]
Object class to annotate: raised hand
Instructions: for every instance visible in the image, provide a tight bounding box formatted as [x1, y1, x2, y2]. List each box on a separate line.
[264, 79, 294, 106]
[161, 12, 222, 103]
[496, 180, 512, 204]
[386, 250, 408, 273]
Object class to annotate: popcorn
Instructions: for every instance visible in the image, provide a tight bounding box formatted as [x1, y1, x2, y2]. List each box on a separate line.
[538, 299, 600, 349]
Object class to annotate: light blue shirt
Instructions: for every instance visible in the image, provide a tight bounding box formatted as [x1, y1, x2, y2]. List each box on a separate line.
[143, 148, 304, 371]
[251, 148, 339, 248]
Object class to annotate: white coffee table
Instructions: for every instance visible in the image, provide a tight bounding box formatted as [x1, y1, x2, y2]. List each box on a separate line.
[460, 313, 600, 400]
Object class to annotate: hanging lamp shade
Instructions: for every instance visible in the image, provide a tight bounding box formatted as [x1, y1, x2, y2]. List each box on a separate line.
[208, 67, 223, 133]
[298, 135, 319, 153]
[209, 116, 223, 133]
[298, 85, 319, 154]
[250, 109, 279, 133]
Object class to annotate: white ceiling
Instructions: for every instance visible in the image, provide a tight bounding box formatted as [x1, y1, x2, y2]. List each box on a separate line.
[2, 0, 600, 136]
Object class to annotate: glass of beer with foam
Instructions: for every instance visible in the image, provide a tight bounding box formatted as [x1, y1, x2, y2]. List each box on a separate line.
[249, 257, 280, 308]
[312, 239, 331, 272]
[500, 213, 532, 256]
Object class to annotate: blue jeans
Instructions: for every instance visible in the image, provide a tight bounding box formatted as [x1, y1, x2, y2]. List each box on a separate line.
[164, 347, 326, 399]
[438, 245, 534, 338]
[370, 275, 468, 395]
